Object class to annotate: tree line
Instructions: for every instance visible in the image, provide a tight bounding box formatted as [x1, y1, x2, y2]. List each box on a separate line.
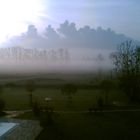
[0, 47, 70, 62]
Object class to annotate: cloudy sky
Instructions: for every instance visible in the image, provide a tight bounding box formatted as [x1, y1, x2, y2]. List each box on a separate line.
[0, 0, 139, 43]
[0, 0, 139, 72]
[43, 0, 140, 40]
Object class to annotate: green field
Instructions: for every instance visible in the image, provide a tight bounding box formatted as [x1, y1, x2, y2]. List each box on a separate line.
[0, 73, 140, 140]
[37, 111, 140, 140]
[1, 87, 128, 111]
[16, 110, 140, 140]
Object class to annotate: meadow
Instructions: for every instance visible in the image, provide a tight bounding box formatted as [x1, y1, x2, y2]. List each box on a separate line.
[1, 87, 128, 111]
[36, 111, 140, 140]
[1, 73, 140, 140]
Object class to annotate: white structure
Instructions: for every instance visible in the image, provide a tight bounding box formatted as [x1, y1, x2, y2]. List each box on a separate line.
[0, 119, 42, 140]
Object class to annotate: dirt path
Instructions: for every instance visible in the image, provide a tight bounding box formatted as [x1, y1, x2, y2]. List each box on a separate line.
[5, 109, 140, 117]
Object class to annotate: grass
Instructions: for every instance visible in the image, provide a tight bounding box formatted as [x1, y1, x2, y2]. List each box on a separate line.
[35, 111, 140, 140]
[1, 87, 129, 111]
[1, 87, 29, 110]
[15, 107, 140, 140]
[0, 74, 139, 140]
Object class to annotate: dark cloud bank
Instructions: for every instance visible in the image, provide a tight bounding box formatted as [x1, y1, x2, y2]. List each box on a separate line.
[0, 20, 139, 73]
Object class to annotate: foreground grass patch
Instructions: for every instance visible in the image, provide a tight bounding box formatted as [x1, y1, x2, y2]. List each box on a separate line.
[1, 87, 128, 111]
[36, 111, 140, 140]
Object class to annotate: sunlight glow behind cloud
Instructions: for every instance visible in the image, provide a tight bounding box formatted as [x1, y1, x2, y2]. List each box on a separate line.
[0, 0, 45, 43]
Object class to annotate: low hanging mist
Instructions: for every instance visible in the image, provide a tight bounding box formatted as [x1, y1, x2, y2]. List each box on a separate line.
[0, 20, 139, 74]
[0, 46, 113, 73]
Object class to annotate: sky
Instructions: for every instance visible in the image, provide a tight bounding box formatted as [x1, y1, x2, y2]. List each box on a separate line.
[43, 0, 140, 40]
[0, 0, 139, 43]
[0, 0, 139, 72]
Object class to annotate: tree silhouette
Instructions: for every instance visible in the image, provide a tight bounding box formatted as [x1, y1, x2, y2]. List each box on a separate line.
[25, 80, 36, 107]
[110, 41, 140, 101]
[100, 79, 114, 105]
[61, 84, 77, 98]
[0, 85, 5, 115]
[61, 84, 77, 107]
[97, 97, 104, 112]
[32, 101, 41, 116]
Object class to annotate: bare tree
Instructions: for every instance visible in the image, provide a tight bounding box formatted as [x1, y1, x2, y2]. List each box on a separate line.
[110, 41, 140, 101]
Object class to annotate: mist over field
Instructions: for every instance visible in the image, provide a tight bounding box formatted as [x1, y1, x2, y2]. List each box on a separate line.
[0, 21, 139, 74]
[0, 1, 140, 140]
[0, 47, 113, 74]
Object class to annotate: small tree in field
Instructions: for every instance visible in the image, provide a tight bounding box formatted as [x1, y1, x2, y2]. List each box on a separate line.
[100, 79, 114, 105]
[0, 98, 5, 115]
[32, 101, 41, 116]
[110, 41, 140, 101]
[61, 84, 77, 107]
[25, 80, 36, 107]
[61, 84, 77, 99]
[0, 85, 5, 115]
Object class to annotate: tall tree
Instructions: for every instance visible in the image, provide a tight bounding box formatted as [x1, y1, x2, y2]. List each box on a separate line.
[110, 41, 140, 101]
